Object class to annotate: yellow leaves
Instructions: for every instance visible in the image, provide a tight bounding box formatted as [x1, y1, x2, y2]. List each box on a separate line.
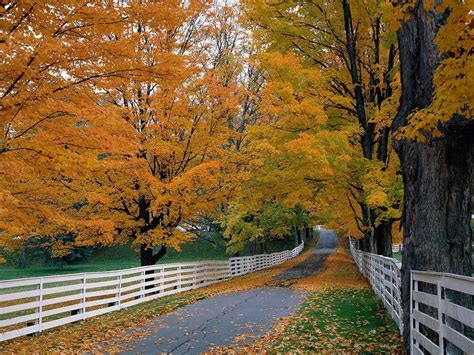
[395, 0, 473, 141]
[86, 192, 112, 206]
[50, 240, 73, 259]
[366, 191, 388, 207]
[0, 1, 244, 256]
[136, 227, 194, 251]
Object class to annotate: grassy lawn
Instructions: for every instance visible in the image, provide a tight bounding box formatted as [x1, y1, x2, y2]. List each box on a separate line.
[392, 251, 402, 261]
[0, 233, 305, 280]
[0, 237, 228, 280]
[272, 288, 402, 353]
[272, 242, 403, 353]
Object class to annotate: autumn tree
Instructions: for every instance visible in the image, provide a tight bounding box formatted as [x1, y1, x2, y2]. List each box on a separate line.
[222, 50, 354, 251]
[0, 1, 243, 266]
[0, 0, 142, 256]
[62, 1, 243, 266]
[392, 0, 473, 344]
[244, 0, 403, 256]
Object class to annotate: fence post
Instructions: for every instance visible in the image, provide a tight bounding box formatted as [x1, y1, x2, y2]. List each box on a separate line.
[140, 270, 145, 298]
[177, 266, 182, 291]
[436, 280, 444, 352]
[117, 273, 122, 310]
[159, 267, 165, 293]
[38, 277, 43, 333]
[82, 273, 87, 319]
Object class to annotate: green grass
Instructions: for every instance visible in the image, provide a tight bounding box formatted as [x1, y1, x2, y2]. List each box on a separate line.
[273, 288, 402, 353]
[392, 251, 402, 261]
[0, 237, 229, 280]
[0, 232, 305, 280]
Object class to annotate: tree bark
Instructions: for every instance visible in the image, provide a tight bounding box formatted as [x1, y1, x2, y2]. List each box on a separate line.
[374, 220, 393, 257]
[393, 1, 473, 349]
[140, 244, 167, 266]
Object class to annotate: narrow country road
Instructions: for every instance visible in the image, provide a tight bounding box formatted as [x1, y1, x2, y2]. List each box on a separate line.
[275, 229, 337, 283]
[112, 229, 337, 354]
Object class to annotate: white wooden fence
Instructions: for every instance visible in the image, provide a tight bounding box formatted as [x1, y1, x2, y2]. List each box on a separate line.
[411, 271, 474, 354]
[349, 240, 403, 333]
[392, 243, 403, 253]
[350, 240, 474, 354]
[0, 242, 304, 342]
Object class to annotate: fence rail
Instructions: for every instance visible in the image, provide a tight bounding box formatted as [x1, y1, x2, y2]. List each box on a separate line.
[411, 271, 474, 354]
[350, 240, 474, 354]
[349, 240, 403, 333]
[0, 242, 304, 342]
[392, 243, 403, 253]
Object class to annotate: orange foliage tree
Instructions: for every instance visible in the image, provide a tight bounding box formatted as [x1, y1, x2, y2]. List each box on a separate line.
[0, 1, 242, 265]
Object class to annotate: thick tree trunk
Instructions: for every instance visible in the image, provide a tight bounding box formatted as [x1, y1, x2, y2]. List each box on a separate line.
[140, 244, 167, 266]
[304, 226, 311, 243]
[374, 220, 393, 257]
[397, 131, 473, 347]
[357, 203, 377, 253]
[394, 1, 473, 349]
[140, 244, 167, 292]
[292, 227, 299, 247]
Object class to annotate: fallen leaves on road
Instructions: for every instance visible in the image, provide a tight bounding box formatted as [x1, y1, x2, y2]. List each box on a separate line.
[290, 242, 369, 291]
[208, 240, 403, 353]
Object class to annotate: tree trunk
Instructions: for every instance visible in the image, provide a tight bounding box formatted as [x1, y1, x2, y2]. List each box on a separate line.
[374, 220, 393, 257]
[394, 1, 473, 349]
[397, 131, 473, 347]
[17, 247, 26, 269]
[140, 244, 167, 266]
[304, 226, 311, 243]
[292, 227, 299, 247]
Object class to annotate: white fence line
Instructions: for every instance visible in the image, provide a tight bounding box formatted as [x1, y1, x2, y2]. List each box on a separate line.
[411, 271, 474, 354]
[392, 243, 403, 253]
[349, 240, 403, 333]
[350, 240, 474, 354]
[0, 242, 304, 342]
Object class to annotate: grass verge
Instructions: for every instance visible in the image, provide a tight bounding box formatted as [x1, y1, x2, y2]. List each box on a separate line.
[271, 288, 402, 353]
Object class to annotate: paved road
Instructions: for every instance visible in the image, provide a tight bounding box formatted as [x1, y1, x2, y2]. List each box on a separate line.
[115, 229, 337, 354]
[118, 288, 306, 354]
[275, 229, 337, 282]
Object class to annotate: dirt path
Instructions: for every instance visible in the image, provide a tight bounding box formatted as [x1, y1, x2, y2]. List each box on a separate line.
[107, 230, 337, 354]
